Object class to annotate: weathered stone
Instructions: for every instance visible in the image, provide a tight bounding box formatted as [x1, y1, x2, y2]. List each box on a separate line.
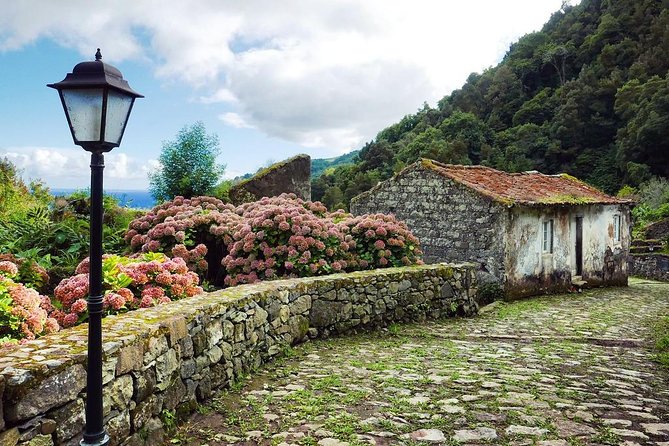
[291, 295, 312, 315]
[0, 428, 19, 446]
[26, 434, 53, 446]
[205, 320, 223, 348]
[641, 423, 669, 436]
[317, 438, 349, 446]
[115, 344, 144, 376]
[196, 375, 212, 400]
[310, 300, 347, 328]
[178, 335, 194, 359]
[206, 346, 223, 365]
[131, 395, 159, 431]
[6, 364, 86, 423]
[407, 429, 446, 443]
[505, 425, 548, 436]
[229, 154, 311, 205]
[160, 378, 187, 411]
[160, 316, 188, 346]
[39, 419, 56, 435]
[106, 410, 131, 442]
[554, 419, 596, 437]
[610, 429, 649, 440]
[144, 336, 168, 365]
[49, 399, 84, 443]
[103, 374, 134, 415]
[453, 427, 497, 442]
[254, 306, 269, 326]
[155, 349, 179, 387]
[288, 315, 310, 342]
[132, 368, 156, 403]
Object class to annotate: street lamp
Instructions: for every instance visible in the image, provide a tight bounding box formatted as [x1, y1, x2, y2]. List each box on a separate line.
[48, 49, 143, 446]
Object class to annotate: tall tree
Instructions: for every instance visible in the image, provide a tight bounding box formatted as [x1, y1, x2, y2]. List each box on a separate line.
[149, 122, 225, 201]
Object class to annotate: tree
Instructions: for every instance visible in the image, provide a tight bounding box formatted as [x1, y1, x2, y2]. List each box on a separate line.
[149, 122, 225, 201]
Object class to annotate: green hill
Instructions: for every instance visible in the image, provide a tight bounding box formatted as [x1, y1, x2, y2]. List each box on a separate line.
[311, 150, 360, 179]
[313, 0, 669, 210]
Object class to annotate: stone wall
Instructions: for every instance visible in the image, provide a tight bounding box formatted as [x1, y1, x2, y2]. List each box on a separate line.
[643, 218, 669, 241]
[350, 166, 507, 282]
[229, 154, 311, 205]
[0, 263, 477, 446]
[629, 254, 669, 282]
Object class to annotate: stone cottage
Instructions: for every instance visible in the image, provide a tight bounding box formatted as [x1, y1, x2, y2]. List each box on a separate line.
[350, 159, 632, 298]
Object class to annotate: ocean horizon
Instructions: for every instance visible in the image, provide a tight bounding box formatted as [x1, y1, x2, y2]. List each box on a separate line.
[50, 188, 156, 210]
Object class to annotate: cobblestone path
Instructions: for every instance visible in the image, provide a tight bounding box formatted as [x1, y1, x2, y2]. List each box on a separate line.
[175, 279, 669, 446]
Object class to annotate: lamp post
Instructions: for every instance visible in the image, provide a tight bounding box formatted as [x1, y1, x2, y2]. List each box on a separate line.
[48, 49, 143, 446]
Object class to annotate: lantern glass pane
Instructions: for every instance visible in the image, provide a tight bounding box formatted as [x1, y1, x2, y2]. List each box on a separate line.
[61, 89, 104, 142]
[104, 90, 134, 144]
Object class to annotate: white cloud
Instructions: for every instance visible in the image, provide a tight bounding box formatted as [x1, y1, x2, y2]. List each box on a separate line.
[1, 147, 154, 189]
[0, 0, 568, 154]
[219, 112, 254, 129]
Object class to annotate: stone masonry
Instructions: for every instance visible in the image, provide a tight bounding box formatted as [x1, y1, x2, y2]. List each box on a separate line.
[351, 166, 506, 283]
[229, 154, 311, 205]
[629, 253, 669, 281]
[0, 263, 477, 446]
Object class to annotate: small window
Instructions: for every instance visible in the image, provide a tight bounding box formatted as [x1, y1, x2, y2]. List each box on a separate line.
[613, 214, 621, 242]
[542, 219, 554, 253]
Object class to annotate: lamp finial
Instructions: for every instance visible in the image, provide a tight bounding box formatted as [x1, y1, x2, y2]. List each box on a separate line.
[95, 48, 102, 61]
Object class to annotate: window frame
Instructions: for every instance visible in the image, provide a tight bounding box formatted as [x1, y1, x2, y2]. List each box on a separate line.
[613, 214, 621, 243]
[542, 219, 554, 253]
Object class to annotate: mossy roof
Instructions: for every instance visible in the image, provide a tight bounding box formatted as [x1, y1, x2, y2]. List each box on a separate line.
[417, 159, 630, 207]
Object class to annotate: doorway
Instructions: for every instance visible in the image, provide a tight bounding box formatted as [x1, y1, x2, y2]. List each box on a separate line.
[575, 216, 583, 276]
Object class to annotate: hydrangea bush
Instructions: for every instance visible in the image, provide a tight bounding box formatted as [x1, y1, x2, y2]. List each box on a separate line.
[53, 252, 203, 327]
[339, 213, 422, 269]
[127, 193, 423, 286]
[0, 259, 59, 343]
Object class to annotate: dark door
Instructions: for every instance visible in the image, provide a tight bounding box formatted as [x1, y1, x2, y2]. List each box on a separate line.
[575, 217, 583, 276]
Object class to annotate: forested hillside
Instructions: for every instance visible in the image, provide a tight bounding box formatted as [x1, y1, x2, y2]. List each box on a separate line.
[313, 0, 669, 210]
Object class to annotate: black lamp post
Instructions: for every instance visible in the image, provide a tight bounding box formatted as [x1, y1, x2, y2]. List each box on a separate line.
[48, 49, 143, 446]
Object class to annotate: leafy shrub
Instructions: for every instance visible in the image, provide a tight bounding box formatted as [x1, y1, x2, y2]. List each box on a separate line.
[52, 252, 203, 327]
[220, 195, 351, 286]
[0, 260, 59, 343]
[339, 213, 422, 269]
[127, 193, 423, 287]
[125, 196, 236, 283]
[0, 254, 50, 293]
[0, 189, 140, 288]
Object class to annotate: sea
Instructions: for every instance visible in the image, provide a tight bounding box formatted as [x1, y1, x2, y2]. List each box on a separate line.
[50, 189, 155, 210]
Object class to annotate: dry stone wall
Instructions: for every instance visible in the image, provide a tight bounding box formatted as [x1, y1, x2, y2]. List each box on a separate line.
[0, 263, 477, 446]
[629, 254, 669, 281]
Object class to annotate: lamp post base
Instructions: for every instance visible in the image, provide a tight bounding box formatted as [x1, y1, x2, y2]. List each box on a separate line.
[81, 433, 110, 446]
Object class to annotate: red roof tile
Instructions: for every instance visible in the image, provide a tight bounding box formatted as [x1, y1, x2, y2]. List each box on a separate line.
[419, 159, 628, 206]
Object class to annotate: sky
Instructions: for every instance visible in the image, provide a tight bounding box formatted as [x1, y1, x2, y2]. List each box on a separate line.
[0, 0, 568, 190]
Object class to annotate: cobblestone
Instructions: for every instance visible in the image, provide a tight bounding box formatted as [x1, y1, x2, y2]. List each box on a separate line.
[176, 279, 669, 445]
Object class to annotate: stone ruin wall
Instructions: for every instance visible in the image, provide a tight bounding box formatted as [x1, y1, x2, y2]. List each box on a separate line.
[229, 154, 311, 205]
[350, 168, 507, 283]
[629, 254, 669, 282]
[0, 263, 477, 446]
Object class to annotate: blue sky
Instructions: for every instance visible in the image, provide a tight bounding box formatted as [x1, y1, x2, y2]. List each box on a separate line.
[0, 0, 568, 190]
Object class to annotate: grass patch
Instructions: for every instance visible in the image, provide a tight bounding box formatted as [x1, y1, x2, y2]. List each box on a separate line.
[652, 316, 669, 367]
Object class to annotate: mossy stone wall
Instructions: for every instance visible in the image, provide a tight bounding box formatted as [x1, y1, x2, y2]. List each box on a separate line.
[0, 263, 477, 446]
[629, 254, 669, 282]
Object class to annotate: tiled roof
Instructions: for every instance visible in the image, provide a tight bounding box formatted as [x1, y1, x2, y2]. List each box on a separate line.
[419, 159, 629, 206]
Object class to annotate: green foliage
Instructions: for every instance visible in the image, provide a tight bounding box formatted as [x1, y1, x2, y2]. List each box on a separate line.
[0, 158, 51, 221]
[312, 0, 669, 205]
[0, 165, 139, 289]
[653, 316, 669, 368]
[149, 122, 225, 202]
[629, 176, 669, 238]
